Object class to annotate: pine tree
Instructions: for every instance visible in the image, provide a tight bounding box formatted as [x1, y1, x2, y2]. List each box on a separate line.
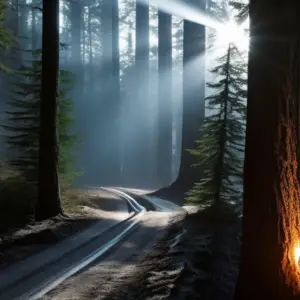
[4, 52, 77, 188]
[186, 43, 247, 218]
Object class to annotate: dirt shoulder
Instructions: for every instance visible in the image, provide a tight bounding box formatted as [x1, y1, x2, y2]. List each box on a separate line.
[43, 210, 186, 300]
[0, 188, 129, 271]
[73, 206, 241, 300]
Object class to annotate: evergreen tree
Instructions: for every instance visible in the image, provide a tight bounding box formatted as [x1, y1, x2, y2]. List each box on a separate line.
[186, 42, 247, 217]
[3, 52, 77, 188]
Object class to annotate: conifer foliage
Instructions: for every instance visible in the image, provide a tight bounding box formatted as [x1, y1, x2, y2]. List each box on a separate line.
[4, 52, 77, 187]
[186, 43, 247, 216]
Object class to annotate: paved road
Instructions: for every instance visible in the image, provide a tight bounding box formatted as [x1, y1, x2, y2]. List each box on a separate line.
[43, 210, 181, 300]
[0, 189, 182, 300]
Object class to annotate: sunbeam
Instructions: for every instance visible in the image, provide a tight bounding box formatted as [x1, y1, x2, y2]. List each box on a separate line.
[138, 0, 222, 30]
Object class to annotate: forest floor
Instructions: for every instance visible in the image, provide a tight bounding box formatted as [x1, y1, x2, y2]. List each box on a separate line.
[71, 205, 241, 300]
[0, 188, 130, 271]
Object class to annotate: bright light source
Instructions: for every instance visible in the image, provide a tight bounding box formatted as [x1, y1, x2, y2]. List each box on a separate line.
[215, 20, 249, 51]
[295, 244, 300, 266]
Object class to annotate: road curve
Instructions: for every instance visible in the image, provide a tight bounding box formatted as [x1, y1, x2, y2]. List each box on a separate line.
[0, 188, 145, 300]
[43, 194, 184, 300]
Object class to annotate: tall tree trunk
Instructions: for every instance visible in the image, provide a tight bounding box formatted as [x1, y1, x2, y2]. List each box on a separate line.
[179, 5, 206, 192]
[70, 1, 82, 68]
[134, 0, 150, 186]
[88, 6, 93, 87]
[31, 0, 37, 52]
[98, 0, 120, 185]
[36, 0, 62, 220]
[152, 0, 205, 202]
[234, 1, 300, 299]
[69, 0, 85, 183]
[157, 9, 172, 187]
[19, 0, 28, 63]
[111, 0, 121, 182]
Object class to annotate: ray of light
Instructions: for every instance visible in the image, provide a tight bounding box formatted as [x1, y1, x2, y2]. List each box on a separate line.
[137, 0, 222, 30]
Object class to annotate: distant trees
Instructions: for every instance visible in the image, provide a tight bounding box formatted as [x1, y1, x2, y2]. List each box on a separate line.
[0, 0, 13, 72]
[234, 1, 300, 299]
[36, 0, 61, 220]
[186, 43, 247, 216]
[134, 0, 150, 184]
[157, 9, 172, 186]
[111, 0, 121, 180]
[98, 0, 121, 184]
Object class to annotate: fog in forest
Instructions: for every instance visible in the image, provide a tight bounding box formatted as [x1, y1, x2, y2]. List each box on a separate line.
[0, 0, 244, 190]
[60, 0, 185, 189]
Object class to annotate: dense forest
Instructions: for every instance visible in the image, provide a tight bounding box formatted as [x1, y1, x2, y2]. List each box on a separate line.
[2, 0, 300, 299]
[1, 0, 248, 218]
[0, 0, 184, 190]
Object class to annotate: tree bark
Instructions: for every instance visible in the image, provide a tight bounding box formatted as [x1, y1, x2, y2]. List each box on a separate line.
[234, 1, 300, 299]
[36, 0, 62, 220]
[152, 0, 205, 202]
[157, 9, 173, 187]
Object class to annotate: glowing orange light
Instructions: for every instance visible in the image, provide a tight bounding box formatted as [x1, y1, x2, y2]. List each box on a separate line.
[295, 244, 300, 266]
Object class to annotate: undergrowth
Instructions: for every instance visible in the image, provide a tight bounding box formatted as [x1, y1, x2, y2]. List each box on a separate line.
[0, 160, 84, 233]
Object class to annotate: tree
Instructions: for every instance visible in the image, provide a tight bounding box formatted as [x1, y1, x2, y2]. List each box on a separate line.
[157, 9, 173, 186]
[4, 54, 76, 187]
[134, 0, 150, 184]
[179, 0, 206, 192]
[152, 0, 206, 201]
[186, 43, 246, 217]
[234, 1, 300, 299]
[93, 0, 121, 185]
[111, 0, 121, 181]
[36, 0, 61, 220]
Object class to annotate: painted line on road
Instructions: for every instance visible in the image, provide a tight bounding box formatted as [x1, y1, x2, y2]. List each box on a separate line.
[3, 189, 145, 300]
[27, 214, 143, 300]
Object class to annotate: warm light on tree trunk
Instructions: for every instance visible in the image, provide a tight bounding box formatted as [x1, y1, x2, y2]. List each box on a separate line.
[234, 1, 300, 299]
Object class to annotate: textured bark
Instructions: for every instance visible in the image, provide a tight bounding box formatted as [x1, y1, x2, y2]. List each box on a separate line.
[157, 10, 173, 187]
[234, 1, 300, 299]
[36, 0, 62, 220]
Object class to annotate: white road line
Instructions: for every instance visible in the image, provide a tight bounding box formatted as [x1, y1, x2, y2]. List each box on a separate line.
[1, 190, 145, 300]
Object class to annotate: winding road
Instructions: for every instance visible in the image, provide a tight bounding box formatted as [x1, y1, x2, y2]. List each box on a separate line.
[0, 188, 182, 300]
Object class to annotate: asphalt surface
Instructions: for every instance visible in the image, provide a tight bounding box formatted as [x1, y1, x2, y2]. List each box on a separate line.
[43, 211, 179, 300]
[0, 189, 182, 300]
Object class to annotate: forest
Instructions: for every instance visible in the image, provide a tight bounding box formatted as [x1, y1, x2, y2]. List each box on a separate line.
[1, 0, 300, 299]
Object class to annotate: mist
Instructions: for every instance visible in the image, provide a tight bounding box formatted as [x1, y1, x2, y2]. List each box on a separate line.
[58, 0, 188, 189]
[0, 0, 232, 191]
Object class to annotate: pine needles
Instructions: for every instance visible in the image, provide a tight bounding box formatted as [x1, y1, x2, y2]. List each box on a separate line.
[3, 52, 78, 188]
[185, 43, 247, 219]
